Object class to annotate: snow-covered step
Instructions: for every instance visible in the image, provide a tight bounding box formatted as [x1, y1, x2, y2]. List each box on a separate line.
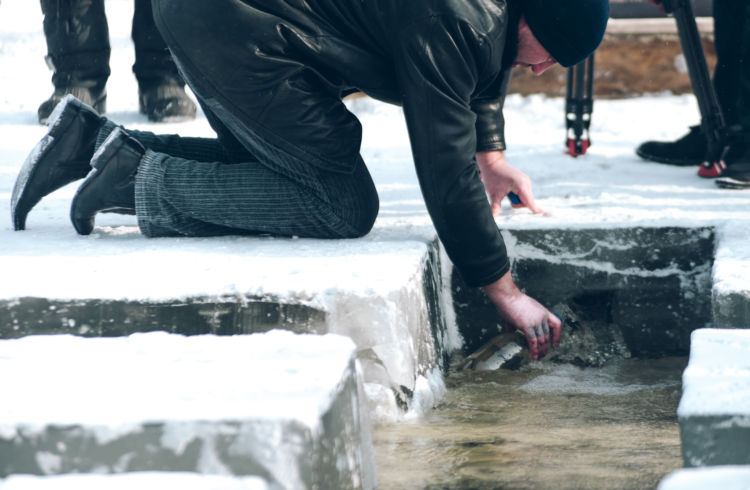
[678, 328, 750, 467]
[0, 238, 452, 419]
[658, 466, 750, 490]
[0, 236, 453, 419]
[711, 226, 750, 328]
[0, 331, 376, 490]
[0, 473, 269, 490]
[454, 226, 715, 356]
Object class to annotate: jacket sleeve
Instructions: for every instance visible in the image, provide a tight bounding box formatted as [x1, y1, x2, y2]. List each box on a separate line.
[472, 67, 512, 152]
[394, 15, 510, 287]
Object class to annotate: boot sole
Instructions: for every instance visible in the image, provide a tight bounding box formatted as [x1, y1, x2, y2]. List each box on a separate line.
[715, 177, 750, 189]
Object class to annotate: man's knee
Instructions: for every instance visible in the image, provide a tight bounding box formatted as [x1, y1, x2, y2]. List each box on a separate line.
[338, 178, 379, 239]
[357, 192, 380, 237]
[345, 205, 378, 239]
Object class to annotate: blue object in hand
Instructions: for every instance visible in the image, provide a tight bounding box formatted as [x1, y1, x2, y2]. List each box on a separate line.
[508, 192, 521, 205]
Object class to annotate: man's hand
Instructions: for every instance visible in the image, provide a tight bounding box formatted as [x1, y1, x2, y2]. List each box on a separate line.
[482, 270, 562, 360]
[476, 150, 545, 216]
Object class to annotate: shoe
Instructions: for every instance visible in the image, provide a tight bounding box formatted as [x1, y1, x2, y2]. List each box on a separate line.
[635, 126, 706, 166]
[12, 95, 105, 230]
[38, 86, 106, 125]
[70, 127, 144, 235]
[715, 163, 750, 189]
[139, 83, 196, 123]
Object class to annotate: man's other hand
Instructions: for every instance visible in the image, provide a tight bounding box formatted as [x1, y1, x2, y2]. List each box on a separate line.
[476, 150, 545, 216]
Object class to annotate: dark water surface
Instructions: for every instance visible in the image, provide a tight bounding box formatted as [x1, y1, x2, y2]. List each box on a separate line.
[374, 356, 687, 490]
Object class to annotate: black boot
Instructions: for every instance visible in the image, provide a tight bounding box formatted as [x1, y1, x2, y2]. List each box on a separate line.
[70, 128, 144, 235]
[635, 126, 706, 166]
[38, 86, 107, 125]
[139, 82, 197, 123]
[12, 95, 105, 231]
[715, 136, 750, 189]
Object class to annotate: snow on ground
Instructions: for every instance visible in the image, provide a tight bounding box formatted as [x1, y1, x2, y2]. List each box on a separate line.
[1, 0, 749, 370]
[2, 1, 750, 484]
[2, 0, 750, 376]
[0, 473, 270, 490]
[679, 328, 750, 417]
[0, 330, 356, 429]
[658, 466, 750, 490]
[2, 0, 750, 303]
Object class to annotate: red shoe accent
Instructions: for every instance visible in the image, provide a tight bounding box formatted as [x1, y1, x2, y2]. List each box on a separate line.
[566, 138, 590, 157]
[697, 160, 726, 178]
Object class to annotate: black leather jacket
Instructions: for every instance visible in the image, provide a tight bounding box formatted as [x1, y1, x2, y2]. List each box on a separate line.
[245, 0, 515, 286]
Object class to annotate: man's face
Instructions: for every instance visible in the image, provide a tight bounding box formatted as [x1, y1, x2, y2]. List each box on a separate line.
[513, 16, 557, 75]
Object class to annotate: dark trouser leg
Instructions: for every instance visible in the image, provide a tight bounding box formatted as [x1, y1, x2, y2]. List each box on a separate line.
[713, 0, 750, 129]
[38, 0, 109, 122]
[131, 0, 182, 88]
[94, 95, 243, 162]
[132, 0, 196, 121]
[129, 0, 379, 239]
[41, 0, 110, 94]
[712, 0, 750, 183]
[135, 144, 378, 239]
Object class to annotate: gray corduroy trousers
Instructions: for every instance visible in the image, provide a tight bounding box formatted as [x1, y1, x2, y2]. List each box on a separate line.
[121, 118, 379, 239]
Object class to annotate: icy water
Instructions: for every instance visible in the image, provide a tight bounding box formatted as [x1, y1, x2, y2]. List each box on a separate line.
[374, 356, 686, 490]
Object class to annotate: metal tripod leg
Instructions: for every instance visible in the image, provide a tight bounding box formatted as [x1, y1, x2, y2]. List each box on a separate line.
[565, 54, 595, 157]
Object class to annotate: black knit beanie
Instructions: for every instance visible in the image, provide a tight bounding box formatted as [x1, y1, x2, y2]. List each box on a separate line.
[523, 0, 609, 68]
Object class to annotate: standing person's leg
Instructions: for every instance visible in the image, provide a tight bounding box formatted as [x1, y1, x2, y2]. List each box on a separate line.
[725, 0, 750, 132]
[131, 0, 196, 122]
[714, 0, 750, 186]
[635, 1, 749, 165]
[712, 0, 747, 128]
[38, 0, 109, 123]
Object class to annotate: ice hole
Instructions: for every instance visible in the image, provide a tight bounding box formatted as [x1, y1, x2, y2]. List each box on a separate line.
[374, 226, 716, 489]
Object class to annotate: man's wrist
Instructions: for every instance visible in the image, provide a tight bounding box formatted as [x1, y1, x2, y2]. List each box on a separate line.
[477, 149, 508, 172]
[481, 270, 519, 302]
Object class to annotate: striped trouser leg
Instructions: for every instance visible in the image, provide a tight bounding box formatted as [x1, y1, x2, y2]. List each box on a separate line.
[125, 128, 378, 239]
[93, 114, 378, 240]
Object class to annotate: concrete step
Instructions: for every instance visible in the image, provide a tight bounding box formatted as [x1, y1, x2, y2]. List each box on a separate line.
[711, 227, 750, 328]
[0, 332, 376, 489]
[0, 473, 269, 490]
[678, 328, 750, 467]
[453, 227, 715, 356]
